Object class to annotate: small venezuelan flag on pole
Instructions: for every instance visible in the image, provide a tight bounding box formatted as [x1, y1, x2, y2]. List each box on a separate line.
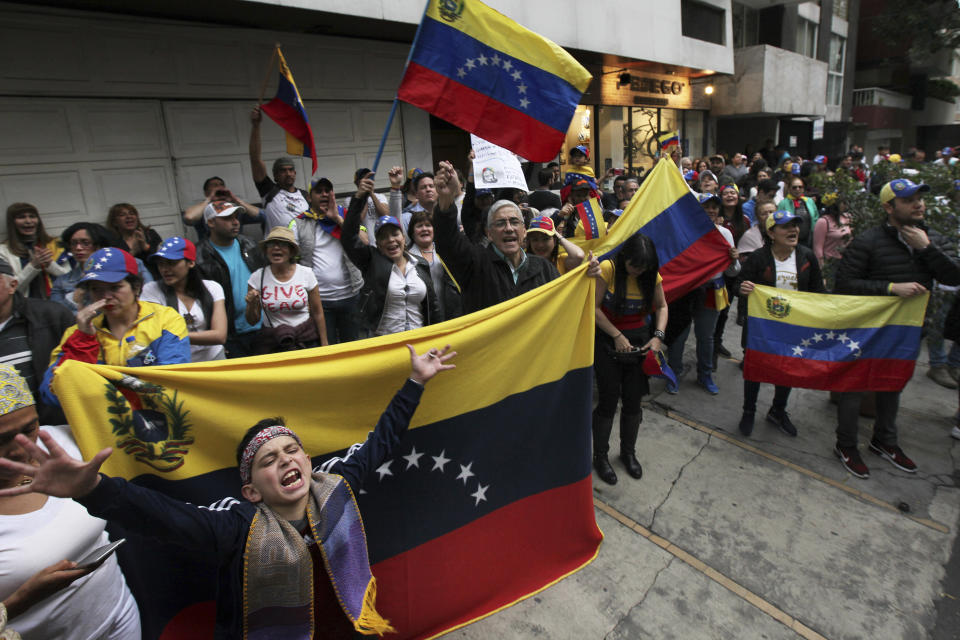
[261, 47, 318, 175]
[658, 131, 679, 150]
[574, 197, 607, 240]
[397, 0, 592, 162]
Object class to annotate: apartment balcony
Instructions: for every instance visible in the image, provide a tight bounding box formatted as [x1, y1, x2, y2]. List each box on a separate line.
[851, 87, 911, 129]
[710, 45, 828, 118]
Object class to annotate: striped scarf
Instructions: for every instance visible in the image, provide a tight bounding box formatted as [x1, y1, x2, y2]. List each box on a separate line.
[243, 472, 393, 638]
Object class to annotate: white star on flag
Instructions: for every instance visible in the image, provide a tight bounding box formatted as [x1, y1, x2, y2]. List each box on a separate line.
[471, 483, 489, 506]
[456, 67, 466, 78]
[502, 60, 512, 71]
[837, 332, 848, 343]
[812, 333, 823, 342]
[792, 345, 804, 356]
[465, 58, 475, 70]
[847, 339, 860, 351]
[511, 70, 521, 81]
[490, 53, 500, 66]
[456, 462, 474, 485]
[519, 98, 530, 109]
[403, 446, 423, 470]
[517, 83, 527, 94]
[800, 338, 810, 347]
[375, 460, 392, 480]
[826, 330, 835, 340]
[93, 264, 102, 270]
[431, 450, 451, 473]
[477, 53, 488, 65]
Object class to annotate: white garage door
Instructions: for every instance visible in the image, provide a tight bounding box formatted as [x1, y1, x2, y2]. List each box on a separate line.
[0, 97, 181, 242]
[0, 97, 404, 242]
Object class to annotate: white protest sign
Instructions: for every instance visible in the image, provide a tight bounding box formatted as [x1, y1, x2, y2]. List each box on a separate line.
[471, 134, 528, 191]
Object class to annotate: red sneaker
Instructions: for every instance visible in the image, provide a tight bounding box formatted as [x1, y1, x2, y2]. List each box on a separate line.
[868, 440, 917, 473]
[835, 444, 869, 479]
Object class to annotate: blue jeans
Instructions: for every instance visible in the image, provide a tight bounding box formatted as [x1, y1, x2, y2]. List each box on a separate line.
[667, 295, 719, 378]
[927, 291, 960, 367]
[322, 295, 362, 344]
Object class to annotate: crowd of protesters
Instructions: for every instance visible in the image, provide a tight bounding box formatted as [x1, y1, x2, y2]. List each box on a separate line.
[1, 102, 960, 636]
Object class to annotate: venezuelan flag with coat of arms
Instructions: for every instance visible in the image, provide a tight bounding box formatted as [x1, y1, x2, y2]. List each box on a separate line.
[397, 0, 592, 161]
[566, 158, 732, 303]
[261, 48, 318, 175]
[50, 265, 602, 640]
[743, 285, 929, 391]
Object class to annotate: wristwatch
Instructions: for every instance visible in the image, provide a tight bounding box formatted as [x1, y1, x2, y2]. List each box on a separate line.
[653, 329, 666, 340]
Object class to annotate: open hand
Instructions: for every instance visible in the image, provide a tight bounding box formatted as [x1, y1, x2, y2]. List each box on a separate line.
[407, 344, 456, 385]
[0, 430, 111, 499]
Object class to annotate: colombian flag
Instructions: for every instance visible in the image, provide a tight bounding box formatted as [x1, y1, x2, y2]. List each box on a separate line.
[568, 158, 732, 302]
[397, 0, 592, 161]
[658, 131, 679, 150]
[261, 48, 318, 175]
[744, 285, 929, 391]
[51, 265, 602, 640]
[574, 197, 607, 240]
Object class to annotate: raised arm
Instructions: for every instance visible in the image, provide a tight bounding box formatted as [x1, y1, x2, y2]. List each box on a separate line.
[0, 431, 249, 559]
[324, 345, 456, 491]
[249, 105, 268, 185]
[433, 161, 482, 287]
[340, 179, 378, 272]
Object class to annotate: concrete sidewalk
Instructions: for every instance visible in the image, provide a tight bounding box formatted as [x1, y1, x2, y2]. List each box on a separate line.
[449, 323, 960, 640]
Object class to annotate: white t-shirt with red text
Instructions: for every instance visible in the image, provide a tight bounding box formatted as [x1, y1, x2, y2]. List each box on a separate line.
[248, 265, 318, 328]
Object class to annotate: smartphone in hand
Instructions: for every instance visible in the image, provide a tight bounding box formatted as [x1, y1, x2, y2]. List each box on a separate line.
[75, 539, 125, 570]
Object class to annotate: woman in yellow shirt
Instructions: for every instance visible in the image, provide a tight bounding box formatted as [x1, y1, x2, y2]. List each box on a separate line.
[592, 233, 668, 485]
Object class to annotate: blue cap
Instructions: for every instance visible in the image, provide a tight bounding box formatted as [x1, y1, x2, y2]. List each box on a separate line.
[697, 193, 721, 205]
[150, 236, 196, 262]
[765, 209, 800, 230]
[814, 155, 827, 164]
[571, 145, 589, 159]
[880, 178, 930, 204]
[476, 188, 494, 197]
[683, 170, 696, 180]
[791, 163, 801, 175]
[375, 215, 402, 233]
[79, 248, 139, 284]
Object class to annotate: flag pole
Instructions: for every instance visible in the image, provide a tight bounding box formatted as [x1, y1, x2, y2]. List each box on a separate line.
[257, 44, 281, 105]
[371, 0, 432, 174]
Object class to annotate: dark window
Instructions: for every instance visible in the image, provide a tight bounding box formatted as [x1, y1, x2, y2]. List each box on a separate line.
[682, 0, 725, 45]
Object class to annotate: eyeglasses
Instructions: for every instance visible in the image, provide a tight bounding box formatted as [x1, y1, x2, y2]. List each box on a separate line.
[490, 218, 524, 230]
[70, 239, 93, 248]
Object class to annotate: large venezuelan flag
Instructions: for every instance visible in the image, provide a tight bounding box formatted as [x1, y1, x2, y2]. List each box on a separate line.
[567, 158, 732, 302]
[262, 48, 318, 175]
[397, 0, 592, 162]
[51, 266, 602, 640]
[743, 285, 929, 391]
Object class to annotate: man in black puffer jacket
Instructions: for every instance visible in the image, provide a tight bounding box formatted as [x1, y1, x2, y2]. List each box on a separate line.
[833, 178, 960, 479]
[433, 161, 559, 314]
